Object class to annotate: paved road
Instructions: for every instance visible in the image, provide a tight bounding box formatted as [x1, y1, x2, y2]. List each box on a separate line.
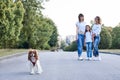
[0, 51, 120, 80]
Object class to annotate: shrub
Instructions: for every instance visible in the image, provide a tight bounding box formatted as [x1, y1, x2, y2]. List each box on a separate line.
[64, 41, 77, 51]
[99, 27, 112, 49]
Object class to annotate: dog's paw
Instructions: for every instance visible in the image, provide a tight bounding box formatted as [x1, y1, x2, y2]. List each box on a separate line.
[36, 71, 43, 75]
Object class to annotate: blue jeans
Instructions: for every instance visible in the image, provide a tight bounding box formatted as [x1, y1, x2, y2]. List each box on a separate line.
[93, 35, 100, 57]
[86, 42, 92, 58]
[77, 34, 84, 57]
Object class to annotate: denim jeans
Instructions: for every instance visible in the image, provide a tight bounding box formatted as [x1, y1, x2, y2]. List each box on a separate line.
[86, 42, 92, 58]
[93, 35, 100, 57]
[77, 34, 84, 57]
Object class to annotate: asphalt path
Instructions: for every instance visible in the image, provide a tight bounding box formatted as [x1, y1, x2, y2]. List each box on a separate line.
[0, 51, 120, 80]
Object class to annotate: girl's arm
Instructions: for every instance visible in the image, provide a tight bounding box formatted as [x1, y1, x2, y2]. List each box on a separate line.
[84, 33, 86, 46]
[84, 38, 86, 46]
[76, 26, 79, 40]
[91, 32, 94, 42]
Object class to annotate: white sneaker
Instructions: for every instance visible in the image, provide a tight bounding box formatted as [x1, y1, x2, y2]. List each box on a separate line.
[93, 56, 101, 61]
[93, 57, 97, 61]
[36, 71, 43, 74]
[98, 56, 102, 61]
[89, 58, 92, 60]
[86, 57, 89, 60]
[36, 72, 42, 75]
[78, 57, 83, 60]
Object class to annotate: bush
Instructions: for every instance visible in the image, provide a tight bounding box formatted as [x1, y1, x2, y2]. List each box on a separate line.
[42, 43, 51, 50]
[50, 47, 58, 52]
[64, 41, 77, 51]
[99, 27, 112, 49]
[112, 26, 120, 49]
[60, 40, 66, 49]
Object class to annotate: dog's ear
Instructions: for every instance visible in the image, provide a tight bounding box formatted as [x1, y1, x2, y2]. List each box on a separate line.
[34, 50, 39, 60]
[28, 50, 32, 54]
[28, 49, 33, 60]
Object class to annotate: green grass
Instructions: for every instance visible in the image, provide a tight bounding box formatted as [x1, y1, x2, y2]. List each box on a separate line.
[0, 49, 120, 57]
[100, 49, 120, 54]
[0, 49, 28, 57]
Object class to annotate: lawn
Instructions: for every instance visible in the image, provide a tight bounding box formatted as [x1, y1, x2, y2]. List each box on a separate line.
[100, 49, 120, 54]
[0, 49, 120, 57]
[0, 49, 28, 57]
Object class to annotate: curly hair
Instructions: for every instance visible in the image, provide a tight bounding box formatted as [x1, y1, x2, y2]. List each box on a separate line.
[95, 16, 101, 24]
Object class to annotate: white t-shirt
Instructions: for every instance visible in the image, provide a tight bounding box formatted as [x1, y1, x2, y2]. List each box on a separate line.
[76, 21, 86, 34]
[92, 24, 101, 35]
[85, 32, 92, 42]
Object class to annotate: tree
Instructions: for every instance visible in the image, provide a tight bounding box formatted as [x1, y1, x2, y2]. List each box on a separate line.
[32, 17, 53, 49]
[19, 0, 54, 49]
[48, 19, 58, 47]
[64, 41, 77, 51]
[19, 0, 43, 48]
[0, 0, 57, 49]
[112, 26, 120, 49]
[0, 0, 25, 48]
[99, 27, 112, 49]
[60, 40, 66, 49]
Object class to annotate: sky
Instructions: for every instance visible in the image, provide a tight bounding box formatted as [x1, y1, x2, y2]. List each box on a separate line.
[42, 0, 120, 38]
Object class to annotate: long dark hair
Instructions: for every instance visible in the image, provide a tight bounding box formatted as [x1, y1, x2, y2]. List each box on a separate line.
[85, 25, 91, 34]
[78, 13, 84, 22]
[95, 16, 101, 24]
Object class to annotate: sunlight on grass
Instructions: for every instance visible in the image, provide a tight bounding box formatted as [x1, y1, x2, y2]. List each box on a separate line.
[100, 49, 120, 54]
[0, 49, 28, 57]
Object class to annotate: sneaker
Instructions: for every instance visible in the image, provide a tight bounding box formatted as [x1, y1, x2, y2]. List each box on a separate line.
[30, 72, 35, 75]
[36, 72, 42, 75]
[93, 56, 101, 61]
[93, 57, 97, 61]
[89, 58, 92, 61]
[36, 71, 43, 74]
[78, 57, 83, 60]
[86, 57, 89, 60]
[98, 56, 102, 61]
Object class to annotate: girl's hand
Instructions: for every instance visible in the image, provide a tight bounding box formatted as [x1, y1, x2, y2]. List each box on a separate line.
[76, 35, 78, 40]
[92, 34, 95, 42]
[84, 42, 86, 47]
[92, 33, 96, 37]
[80, 31, 84, 34]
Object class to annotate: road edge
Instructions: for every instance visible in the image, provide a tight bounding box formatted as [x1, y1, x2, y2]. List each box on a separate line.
[0, 52, 27, 61]
[0, 50, 50, 61]
[0, 51, 119, 61]
[100, 52, 120, 56]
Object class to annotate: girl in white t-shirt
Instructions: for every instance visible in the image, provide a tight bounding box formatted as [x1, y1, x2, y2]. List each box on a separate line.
[84, 25, 92, 60]
[92, 16, 102, 61]
[76, 13, 86, 60]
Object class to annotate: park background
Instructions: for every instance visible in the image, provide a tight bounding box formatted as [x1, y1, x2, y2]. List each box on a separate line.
[0, 0, 120, 57]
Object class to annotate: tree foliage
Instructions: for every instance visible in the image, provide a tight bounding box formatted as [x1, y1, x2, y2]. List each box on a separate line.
[112, 26, 120, 49]
[0, 0, 58, 49]
[48, 19, 58, 47]
[0, 0, 25, 48]
[18, 0, 58, 49]
[64, 41, 77, 51]
[99, 27, 112, 49]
